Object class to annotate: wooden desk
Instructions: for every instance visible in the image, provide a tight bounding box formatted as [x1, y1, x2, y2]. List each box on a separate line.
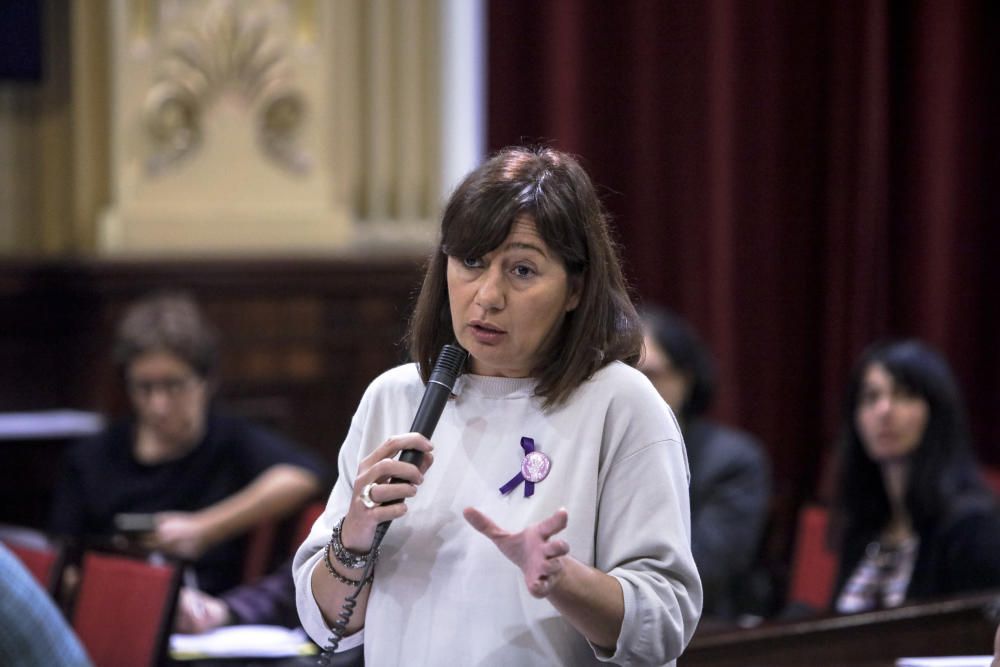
[682, 591, 1000, 667]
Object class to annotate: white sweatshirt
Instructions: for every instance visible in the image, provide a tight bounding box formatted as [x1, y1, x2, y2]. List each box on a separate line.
[294, 361, 702, 666]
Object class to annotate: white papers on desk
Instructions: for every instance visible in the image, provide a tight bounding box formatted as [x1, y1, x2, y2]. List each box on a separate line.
[170, 625, 318, 660]
[896, 657, 993, 667]
[0, 410, 104, 439]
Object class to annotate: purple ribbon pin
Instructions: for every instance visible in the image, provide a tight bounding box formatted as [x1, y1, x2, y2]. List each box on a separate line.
[499, 437, 551, 498]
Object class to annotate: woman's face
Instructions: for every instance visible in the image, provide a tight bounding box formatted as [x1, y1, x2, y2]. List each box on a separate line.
[127, 350, 209, 449]
[855, 363, 929, 463]
[447, 217, 581, 378]
[639, 332, 690, 417]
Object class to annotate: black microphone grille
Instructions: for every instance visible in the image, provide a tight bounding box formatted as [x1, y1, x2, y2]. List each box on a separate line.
[427, 344, 469, 390]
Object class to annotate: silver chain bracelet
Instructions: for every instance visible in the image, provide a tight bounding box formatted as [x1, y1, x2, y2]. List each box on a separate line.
[329, 516, 380, 570]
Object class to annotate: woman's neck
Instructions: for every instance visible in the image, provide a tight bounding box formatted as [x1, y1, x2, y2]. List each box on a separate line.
[133, 424, 199, 464]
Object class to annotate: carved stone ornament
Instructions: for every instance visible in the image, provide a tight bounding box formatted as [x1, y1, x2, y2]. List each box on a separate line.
[143, 0, 310, 175]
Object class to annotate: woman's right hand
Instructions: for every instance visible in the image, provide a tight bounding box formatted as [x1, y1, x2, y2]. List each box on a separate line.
[174, 586, 232, 634]
[339, 433, 434, 553]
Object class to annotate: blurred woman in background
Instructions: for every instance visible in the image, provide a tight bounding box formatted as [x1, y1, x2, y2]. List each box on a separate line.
[50, 292, 326, 596]
[832, 339, 1000, 613]
[639, 305, 771, 623]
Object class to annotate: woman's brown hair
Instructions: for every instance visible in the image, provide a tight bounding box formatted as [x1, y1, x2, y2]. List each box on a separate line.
[112, 291, 219, 379]
[408, 146, 641, 408]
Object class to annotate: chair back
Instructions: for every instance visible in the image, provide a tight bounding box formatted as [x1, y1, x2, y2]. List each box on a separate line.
[5, 539, 63, 594]
[242, 518, 279, 584]
[292, 501, 326, 555]
[72, 550, 181, 667]
[243, 500, 327, 583]
[983, 466, 1000, 497]
[787, 503, 839, 611]
[0, 525, 64, 595]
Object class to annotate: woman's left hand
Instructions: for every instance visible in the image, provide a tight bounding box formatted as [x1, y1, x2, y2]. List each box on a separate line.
[463, 506, 571, 598]
[152, 511, 212, 560]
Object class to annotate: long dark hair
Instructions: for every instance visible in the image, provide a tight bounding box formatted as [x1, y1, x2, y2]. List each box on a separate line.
[639, 305, 716, 421]
[408, 146, 642, 408]
[833, 339, 993, 540]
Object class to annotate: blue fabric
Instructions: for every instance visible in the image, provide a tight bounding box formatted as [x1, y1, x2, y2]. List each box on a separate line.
[0, 542, 92, 666]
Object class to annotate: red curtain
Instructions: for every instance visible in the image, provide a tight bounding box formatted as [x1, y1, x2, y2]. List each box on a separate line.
[488, 0, 999, 558]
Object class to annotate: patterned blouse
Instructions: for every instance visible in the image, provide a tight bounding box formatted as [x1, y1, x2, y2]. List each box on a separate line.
[836, 535, 920, 614]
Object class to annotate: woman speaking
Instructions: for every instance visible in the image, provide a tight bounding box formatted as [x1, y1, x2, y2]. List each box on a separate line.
[293, 146, 702, 666]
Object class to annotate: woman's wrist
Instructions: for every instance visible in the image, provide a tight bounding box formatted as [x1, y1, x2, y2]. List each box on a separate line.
[322, 542, 375, 587]
[330, 517, 380, 570]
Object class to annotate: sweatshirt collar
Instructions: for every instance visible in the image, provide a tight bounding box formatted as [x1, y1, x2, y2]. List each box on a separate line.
[453, 373, 537, 400]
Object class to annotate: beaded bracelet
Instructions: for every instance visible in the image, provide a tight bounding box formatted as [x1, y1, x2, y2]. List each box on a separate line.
[329, 517, 380, 570]
[323, 542, 374, 587]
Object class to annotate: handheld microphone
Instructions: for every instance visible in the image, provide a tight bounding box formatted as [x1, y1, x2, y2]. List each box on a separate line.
[398, 343, 470, 467]
[320, 344, 469, 659]
[368, 344, 467, 579]
[380, 343, 469, 515]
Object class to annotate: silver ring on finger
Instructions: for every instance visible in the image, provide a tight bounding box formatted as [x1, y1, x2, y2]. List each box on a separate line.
[360, 481, 380, 509]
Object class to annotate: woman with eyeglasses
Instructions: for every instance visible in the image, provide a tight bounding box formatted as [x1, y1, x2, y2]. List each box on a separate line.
[49, 292, 326, 596]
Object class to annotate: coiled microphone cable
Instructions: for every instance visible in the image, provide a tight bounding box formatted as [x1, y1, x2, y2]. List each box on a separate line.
[319, 344, 468, 662]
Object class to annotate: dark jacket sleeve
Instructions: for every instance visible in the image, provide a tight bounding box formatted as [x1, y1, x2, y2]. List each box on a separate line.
[923, 510, 1000, 597]
[688, 422, 771, 614]
[221, 559, 300, 628]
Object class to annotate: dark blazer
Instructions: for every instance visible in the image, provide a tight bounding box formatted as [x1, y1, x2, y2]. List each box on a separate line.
[833, 500, 1000, 607]
[685, 418, 771, 619]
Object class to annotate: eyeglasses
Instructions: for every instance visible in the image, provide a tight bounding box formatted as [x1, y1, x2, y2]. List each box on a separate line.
[127, 375, 200, 400]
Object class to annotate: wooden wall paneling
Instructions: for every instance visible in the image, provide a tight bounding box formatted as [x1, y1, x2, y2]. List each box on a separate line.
[0, 256, 426, 528]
